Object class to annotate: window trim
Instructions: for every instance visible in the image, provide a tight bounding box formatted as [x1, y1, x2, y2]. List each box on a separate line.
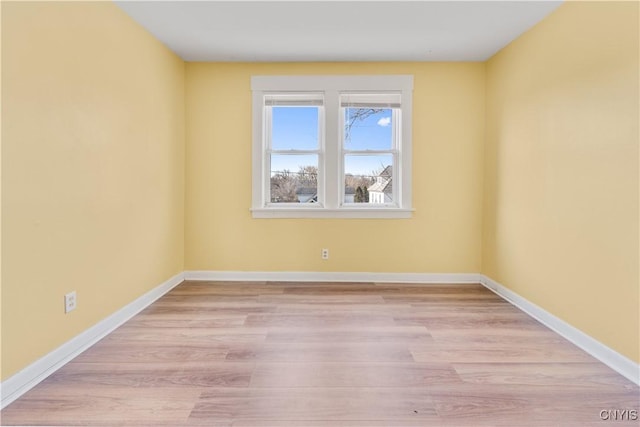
[251, 75, 413, 219]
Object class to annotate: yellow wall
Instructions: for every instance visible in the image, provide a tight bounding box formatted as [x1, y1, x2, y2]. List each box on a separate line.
[185, 63, 485, 273]
[1, 2, 185, 379]
[483, 1, 639, 362]
[2, 0, 637, 384]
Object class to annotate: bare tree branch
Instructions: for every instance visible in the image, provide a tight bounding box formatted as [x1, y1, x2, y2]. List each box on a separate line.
[344, 108, 384, 142]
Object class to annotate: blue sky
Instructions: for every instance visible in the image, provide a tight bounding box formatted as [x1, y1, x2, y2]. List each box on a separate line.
[271, 106, 392, 176]
[272, 107, 318, 151]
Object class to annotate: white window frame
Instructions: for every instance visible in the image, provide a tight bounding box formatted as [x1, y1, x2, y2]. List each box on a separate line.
[263, 93, 324, 207]
[251, 75, 413, 219]
[339, 92, 401, 208]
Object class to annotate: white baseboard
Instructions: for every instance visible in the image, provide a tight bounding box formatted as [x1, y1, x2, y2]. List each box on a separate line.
[480, 275, 640, 386]
[0, 272, 185, 410]
[184, 270, 482, 284]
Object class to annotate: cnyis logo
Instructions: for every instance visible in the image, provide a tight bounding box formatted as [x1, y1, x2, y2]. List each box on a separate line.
[599, 409, 638, 421]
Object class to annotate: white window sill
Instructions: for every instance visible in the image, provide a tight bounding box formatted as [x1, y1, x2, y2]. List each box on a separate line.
[251, 208, 414, 219]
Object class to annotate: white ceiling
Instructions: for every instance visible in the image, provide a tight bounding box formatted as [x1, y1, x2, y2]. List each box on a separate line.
[115, 1, 563, 62]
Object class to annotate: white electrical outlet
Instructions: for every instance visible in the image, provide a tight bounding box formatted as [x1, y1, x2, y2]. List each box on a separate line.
[64, 291, 77, 313]
[321, 248, 329, 260]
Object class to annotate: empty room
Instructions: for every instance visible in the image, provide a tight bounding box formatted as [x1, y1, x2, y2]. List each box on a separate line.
[1, 0, 638, 425]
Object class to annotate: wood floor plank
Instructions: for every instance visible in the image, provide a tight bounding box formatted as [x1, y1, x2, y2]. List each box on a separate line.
[73, 341, 230, 363]
[249, 362, 462, 387]
[429, 326, 564, 338]
[244, 313, 396, 327]
[105, 327, 267, 344]
[231, 420, 434, 427]
[428, 384, 639, 425]
[188, 387, 438, 422]
[126, 313, 248, 328]
[383, 294, 506, 303]
[415, 335, 595, 361]
[142, 304, 277, 315]
[410, 343, 595, 363]
[168, 281, 281, 296]
[430, 329, 567, 344]
[274, 303, 412, 314]
[159, 294, 264, 303]
[43, 361, 255, 388]
[1, 385, 202, 426]
[452, 362, 638, 389]
[265, 326, 432, 343]
[258, 294, 385, 304]
[225, 342, 414, 362]
[395, 314, 544, 330]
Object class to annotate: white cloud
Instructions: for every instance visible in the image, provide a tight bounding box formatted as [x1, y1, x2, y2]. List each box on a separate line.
[377, 117, 391, 127]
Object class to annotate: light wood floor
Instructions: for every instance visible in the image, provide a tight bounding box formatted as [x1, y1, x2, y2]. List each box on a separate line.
[2, 281, 638, 426]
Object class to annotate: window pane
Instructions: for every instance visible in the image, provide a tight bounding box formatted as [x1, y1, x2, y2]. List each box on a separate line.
[270, 154, 318, 203]
[344, 154, 393, 204]
[344, 108, 393, 150]
[272, 107, 319, 150]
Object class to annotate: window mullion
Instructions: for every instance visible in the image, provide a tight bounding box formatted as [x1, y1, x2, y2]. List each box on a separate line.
[317, 103, 326, 206]
[269, 150, 320, 155]
[263, 104, 272, 207]
[343, 150, 398, 155]
[392, 108, 399, 207]
[324, 90, 339, 209]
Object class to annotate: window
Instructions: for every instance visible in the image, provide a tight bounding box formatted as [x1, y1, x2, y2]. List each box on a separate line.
[341, 93, 400, 207]
[266, 94, 323, 204]
[251, 75, 413, 218]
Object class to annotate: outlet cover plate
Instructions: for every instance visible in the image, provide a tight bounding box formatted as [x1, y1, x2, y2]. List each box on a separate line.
[65, 291, 77, 313]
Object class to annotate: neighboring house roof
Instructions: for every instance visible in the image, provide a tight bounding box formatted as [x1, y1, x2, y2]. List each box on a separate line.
[368, 166, 392, 194]
[296, 187, 317, 195]
[295, 186, 318, 203]
[368, 180, 391, 193]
